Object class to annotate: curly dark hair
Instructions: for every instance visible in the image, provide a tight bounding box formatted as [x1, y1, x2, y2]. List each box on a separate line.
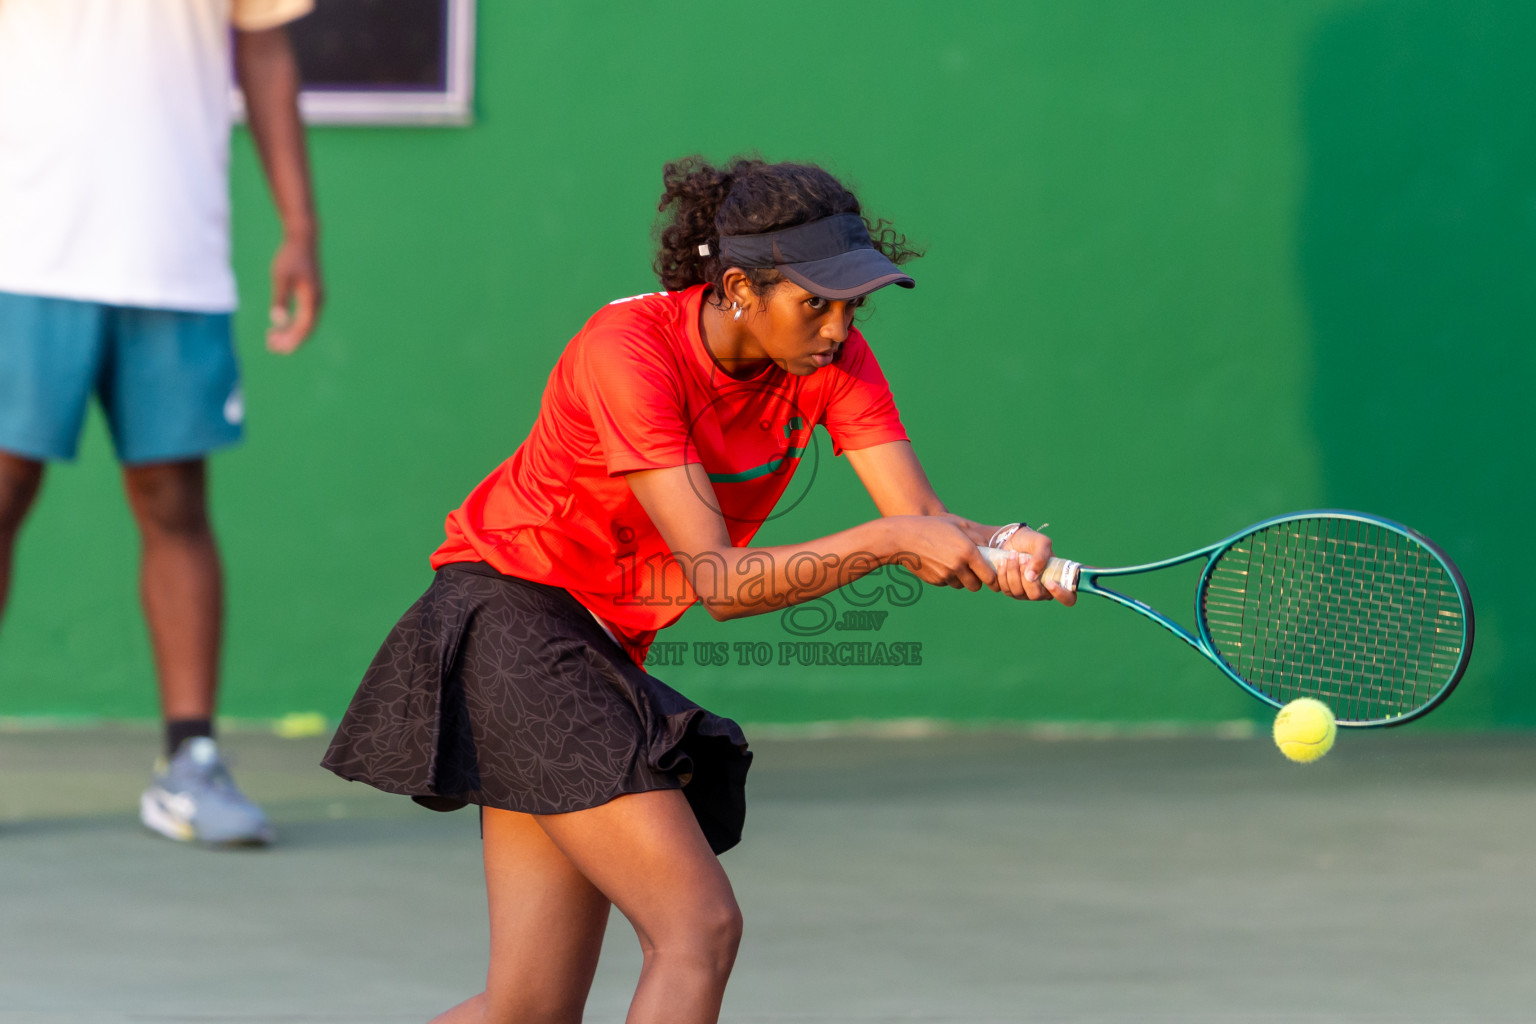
[653, 156, 921, 297]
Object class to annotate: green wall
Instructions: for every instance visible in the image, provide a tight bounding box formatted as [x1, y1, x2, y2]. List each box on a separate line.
[3, 1, 1531, 729]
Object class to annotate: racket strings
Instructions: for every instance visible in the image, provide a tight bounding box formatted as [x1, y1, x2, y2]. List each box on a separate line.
[1200, 517, 1466, 723]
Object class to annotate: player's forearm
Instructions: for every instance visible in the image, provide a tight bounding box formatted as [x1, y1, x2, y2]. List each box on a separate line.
[843, 445, 1027, 544]
[677, 519, 916, 621]
[844, 441, 949, 516]
[235, 28, 317, 240]
[628, 463, 986, 619]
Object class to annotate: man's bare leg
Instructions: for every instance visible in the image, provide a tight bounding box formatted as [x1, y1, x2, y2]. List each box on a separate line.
[0, 451, 45, 626]
[127, 458, 271, 844]
[122, 459, 222, 723]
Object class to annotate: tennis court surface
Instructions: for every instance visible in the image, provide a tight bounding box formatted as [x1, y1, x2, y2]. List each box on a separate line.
[3, 727, 1534, 1023]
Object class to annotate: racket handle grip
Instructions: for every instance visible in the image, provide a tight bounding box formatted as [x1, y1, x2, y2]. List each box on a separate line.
[979, 548, 1082, 591]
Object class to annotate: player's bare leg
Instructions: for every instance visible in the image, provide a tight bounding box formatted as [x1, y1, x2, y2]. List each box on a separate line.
[433, 792, 740, 1024]
[0, 451, 44, 626]
[430, 808, 612, 1024]
[538, 790, 742, 1024]
[122, 459, 222, 720]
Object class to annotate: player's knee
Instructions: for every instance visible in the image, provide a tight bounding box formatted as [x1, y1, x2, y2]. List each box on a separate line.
[677, 896, 744, 976]
[708, 896, 744, 956]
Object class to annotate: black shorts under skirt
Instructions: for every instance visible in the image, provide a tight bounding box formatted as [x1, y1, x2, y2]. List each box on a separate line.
[321, 562, 752, 854]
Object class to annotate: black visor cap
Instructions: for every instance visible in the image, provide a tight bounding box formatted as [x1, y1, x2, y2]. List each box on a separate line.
[718, 213, 916, 301]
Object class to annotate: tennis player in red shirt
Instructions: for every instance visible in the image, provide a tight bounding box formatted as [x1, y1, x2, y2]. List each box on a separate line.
[325, 156, 1074, 1024]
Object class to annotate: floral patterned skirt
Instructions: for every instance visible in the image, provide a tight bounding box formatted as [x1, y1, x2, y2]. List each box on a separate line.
[321, 562, 751, 854]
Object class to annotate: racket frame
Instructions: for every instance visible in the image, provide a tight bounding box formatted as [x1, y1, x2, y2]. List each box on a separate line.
[988, 509, 1475, 727]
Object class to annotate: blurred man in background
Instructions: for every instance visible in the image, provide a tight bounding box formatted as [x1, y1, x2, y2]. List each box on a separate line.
[0, 0, 322, 845]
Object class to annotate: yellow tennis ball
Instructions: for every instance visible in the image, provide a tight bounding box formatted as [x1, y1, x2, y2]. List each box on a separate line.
[1273, 698, 1336, 763]
[274, 711, 328, 739]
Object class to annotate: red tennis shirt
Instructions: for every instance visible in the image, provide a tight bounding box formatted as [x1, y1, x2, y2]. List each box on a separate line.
[431, 285, 908, 664]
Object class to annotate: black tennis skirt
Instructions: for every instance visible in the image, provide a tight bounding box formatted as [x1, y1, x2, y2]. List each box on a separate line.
[321, 562, 751, 854]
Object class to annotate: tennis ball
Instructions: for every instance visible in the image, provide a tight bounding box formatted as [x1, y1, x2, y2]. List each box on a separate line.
[1273, 698, 1336, 763]
[274, 711, 328, 739]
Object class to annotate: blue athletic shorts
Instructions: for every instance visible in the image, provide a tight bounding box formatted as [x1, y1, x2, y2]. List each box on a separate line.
[0, 290, 242, 464]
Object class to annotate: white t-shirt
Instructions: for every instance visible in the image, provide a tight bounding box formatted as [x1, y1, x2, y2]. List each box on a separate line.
[0, 0, 311, 312]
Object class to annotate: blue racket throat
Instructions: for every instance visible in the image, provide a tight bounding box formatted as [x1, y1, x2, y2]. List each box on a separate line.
[983, 510, 1474, 728]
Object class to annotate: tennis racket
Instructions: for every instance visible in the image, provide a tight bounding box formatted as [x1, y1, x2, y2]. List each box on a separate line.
[981, 510, 1473, 726]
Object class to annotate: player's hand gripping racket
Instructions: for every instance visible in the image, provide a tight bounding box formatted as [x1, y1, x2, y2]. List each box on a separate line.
[982, 511, 1474, 726]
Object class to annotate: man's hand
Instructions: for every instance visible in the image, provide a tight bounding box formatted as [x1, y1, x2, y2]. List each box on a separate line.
[267, 231, 321, 353]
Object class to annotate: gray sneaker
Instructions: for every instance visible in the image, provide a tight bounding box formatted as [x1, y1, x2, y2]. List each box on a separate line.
[140, 737, 274, 846]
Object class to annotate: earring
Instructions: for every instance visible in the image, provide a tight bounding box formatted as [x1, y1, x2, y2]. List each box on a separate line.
[732, 302, 743, 321]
